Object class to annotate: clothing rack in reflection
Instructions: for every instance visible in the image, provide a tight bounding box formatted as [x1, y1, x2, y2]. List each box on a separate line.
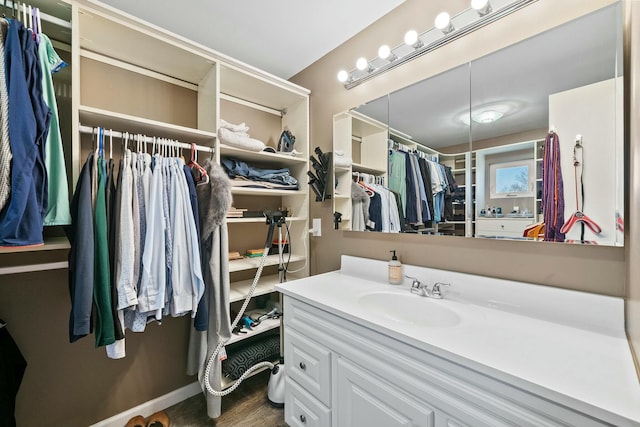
[79, 125, 215, 154]
[389, 140, 438, 162]
[353, 171, 384, 186]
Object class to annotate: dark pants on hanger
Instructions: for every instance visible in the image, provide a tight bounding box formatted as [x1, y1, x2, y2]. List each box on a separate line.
[0, 324, 27, 427]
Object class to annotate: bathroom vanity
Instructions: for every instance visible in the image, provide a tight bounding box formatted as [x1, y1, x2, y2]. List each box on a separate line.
[276, 256, 640, 427]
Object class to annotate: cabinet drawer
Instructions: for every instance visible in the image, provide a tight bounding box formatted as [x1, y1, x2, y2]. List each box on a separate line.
[285, 327, 332, 406]
[476, 218, 533, 236]
[285, 378, 331, 427]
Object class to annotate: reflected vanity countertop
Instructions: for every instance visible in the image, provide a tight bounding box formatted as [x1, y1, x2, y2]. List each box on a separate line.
[276, 256, 640, 426]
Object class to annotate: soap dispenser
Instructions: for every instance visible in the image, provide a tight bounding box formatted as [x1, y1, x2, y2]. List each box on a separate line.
[388, 250, 403, 285]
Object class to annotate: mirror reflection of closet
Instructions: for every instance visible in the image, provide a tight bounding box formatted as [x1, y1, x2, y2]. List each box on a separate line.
[332, 1, 623, 247]
[471, 2, 623, 246]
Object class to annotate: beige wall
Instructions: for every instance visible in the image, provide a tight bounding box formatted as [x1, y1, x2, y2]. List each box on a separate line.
[291, 0, 626, 297]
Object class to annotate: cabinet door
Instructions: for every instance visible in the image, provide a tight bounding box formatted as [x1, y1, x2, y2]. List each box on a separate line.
[335, 357, 434, 427]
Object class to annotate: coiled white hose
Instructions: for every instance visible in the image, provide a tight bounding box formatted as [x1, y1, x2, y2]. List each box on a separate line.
[202, 245, 276, 396]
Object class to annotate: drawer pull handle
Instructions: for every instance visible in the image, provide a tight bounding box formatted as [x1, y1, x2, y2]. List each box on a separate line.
[299, 362, 306, 370]
[300, 414, 306, 423]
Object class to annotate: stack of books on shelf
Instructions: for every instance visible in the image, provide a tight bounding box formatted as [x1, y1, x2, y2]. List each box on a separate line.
[228, 251, 244, 261]
[245, 248, 266, 258]
[226, 208, 266, 219]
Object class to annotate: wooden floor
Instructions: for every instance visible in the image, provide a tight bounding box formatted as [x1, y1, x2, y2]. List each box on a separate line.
[163, 371, 286, 427]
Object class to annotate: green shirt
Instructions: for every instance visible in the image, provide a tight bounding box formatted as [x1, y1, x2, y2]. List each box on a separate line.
[39, 33, 71, 225]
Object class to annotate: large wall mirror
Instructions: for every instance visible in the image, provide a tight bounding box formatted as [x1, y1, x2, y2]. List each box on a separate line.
[332, 2, 623, 247]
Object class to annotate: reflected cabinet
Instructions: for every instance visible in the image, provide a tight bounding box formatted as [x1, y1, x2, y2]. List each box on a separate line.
[332, 2, 623, 247]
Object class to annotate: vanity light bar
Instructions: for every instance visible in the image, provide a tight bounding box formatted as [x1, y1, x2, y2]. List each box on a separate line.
[340, 0, 538, 90]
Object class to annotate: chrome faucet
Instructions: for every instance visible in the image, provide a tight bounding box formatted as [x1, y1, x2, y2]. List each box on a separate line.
[406, 276, 450, 299]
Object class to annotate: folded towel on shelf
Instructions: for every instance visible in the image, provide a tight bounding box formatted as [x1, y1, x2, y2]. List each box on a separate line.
[334, 152, 353, 167]
[218, 127, 266, 152]
[220, 118, 250, 133]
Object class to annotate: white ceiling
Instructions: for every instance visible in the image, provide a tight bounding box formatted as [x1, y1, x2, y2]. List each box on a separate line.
[88, 0, 405, 79]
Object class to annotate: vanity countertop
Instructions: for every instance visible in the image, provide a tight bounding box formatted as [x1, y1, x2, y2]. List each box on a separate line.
[276, 256, 640, 426]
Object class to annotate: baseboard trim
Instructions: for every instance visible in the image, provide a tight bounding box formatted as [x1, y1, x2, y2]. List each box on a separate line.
[89, 381, 201, 427]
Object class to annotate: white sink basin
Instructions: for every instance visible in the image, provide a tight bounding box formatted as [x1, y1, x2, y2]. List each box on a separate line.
[358, 292, 461, 327]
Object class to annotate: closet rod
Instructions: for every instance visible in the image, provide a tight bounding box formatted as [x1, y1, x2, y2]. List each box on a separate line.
[79, 125, 215, 154]
[220, 93, 284, 117]
[4, 1, 72, 29]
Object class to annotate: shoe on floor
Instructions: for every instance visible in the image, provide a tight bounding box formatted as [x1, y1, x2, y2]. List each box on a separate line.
[146, 411, 170, 427]
[124, 415, 146, 427]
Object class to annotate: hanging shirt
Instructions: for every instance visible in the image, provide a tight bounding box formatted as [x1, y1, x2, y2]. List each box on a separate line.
[0, 20, 47, 246]
[403, 152, 419, 224]
[67, 153, 95, 342]
[139, 154, 167, 317]
[171, 158, 205, 317]
[115, 149, 136, 310]
[388, 150, 407, 216]
[40, 33, 70, 226]
[94, 155, 115, 347]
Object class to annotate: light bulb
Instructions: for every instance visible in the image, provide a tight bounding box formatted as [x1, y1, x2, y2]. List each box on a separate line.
[356, 57, 369, 71]
[378, 44, 397, 62]
[471, 0, 492, 16]
[337, 70, 349, 83]
[378, 45, 391, 59]
[404, 30, 418, 46]
[435, 12, 454, 34]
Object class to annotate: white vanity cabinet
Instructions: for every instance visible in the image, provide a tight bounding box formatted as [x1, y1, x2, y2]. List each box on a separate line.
[282, 295, 621, 427]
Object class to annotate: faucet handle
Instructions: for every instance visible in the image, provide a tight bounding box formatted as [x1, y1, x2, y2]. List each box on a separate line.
[431, 282, 450, 299]
[405, 275, 421, 288]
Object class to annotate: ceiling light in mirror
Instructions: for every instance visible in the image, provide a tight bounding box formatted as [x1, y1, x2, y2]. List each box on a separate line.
[458, 102, 519, 125]
[474, 110, 503, 123]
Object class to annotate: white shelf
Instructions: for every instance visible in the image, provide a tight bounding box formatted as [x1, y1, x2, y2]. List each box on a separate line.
[78, 105, 217, 144]
[78, 5, 215, 85]
[219, 143, 307, 166]
[229, 274, 282, 302]
[0, 236, 70, 254]
[334, 194, 351, 200]
[220, 63, 308, 112]
[227, 216, 305, 224]
[334, 165, 351, 172]
[229, 254, 306, 273]
[226, 312, 281, 345]
[352, 163, 386, 175]
[231, 187, 306, 196]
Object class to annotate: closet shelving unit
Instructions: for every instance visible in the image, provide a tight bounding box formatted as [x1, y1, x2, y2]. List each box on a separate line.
[332, 111, 388, 231]
[70, 0, 309, 388]
[439, 151, 476, 237]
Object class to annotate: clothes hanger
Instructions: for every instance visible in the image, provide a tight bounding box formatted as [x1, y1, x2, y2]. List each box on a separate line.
[188, 143, 209, 185]
[559, 135, 602, 237]
[108, 129, 113, 160]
